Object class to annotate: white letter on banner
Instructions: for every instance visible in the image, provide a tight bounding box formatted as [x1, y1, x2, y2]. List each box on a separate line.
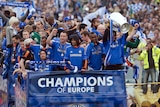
[55, 78, 63, 87]
[57, 87, 63, 93]
[107, 76, 113, 86]
[97, 77, 106, 86]
[64, 77, 76, 87]
[91, 87, 94, 92]
[76, 77, 83, 86]
[38, 78, 46, 88]
[87, 77, 97, 86]
[46, 78, 54, 87]
[83, 77, 87, 86]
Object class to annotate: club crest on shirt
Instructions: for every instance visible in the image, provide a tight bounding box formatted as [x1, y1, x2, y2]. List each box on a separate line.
[47, 51, 50, 55]
[70, 51, 73, 53]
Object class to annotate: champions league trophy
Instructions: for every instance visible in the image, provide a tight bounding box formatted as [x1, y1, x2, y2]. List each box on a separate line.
[107, 12, 130, 34]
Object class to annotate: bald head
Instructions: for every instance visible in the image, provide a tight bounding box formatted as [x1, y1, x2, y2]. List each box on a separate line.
[97, 24, 106, 35]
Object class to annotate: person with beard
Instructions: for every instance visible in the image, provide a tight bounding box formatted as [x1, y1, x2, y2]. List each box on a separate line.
[47, 30, 71, 70]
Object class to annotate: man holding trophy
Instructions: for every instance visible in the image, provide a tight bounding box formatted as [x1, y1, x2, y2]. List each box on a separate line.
[103, 12, 137, 70]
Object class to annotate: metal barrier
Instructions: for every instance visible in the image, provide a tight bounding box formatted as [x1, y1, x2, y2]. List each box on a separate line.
[15, 80, 26, 107]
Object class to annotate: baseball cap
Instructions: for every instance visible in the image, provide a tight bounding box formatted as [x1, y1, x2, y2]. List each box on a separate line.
[64, 16, 72, 22]
[19, 22, 26, 29]
[27, 14, 33, 20]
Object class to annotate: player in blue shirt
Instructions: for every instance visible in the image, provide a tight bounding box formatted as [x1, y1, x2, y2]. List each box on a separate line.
[23, 38, 40, 61]
[103, 29, 126, 70]
[64, 35, 87, 73]
[40, 36, 53, 60]
[86, 32, 105, 70]
[47, 30, 71, 70]
[28, 44, 40, 61]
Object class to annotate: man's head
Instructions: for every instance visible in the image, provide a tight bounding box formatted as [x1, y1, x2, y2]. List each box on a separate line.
[20, 38, 25, 50]
[39, 50, 47, 60]
[4, 10, 10, 18]
[146, 38, 153, 49]
[39, 31, 48, 37]
[91, 18, 100, 29]
[81, 31, 90, 43]
[78, 23, 88, 33]
[22, 30, 30, 39]
[40, 36, 47, 47]
[47, 16, 54, 26]
[12, 35, 21, 45]
[64, 16, 72, 28]
[10, 12, 16, 17]
[89, 32, 98, 44]
[97, 24, 106, 35]
[60, 31, 68, 44]
[24, 25, 33, 34]
[27, 15, 35, 25]
[35, 19, 44, 31]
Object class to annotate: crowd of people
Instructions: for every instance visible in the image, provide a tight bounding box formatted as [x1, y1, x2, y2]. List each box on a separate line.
[0, 0, 160, 106]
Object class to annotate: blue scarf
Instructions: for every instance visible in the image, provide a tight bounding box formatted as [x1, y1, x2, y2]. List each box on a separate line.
[0, 2, 30, 8]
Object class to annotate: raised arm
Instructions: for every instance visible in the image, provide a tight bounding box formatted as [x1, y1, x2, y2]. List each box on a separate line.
[0, 11, 9, 22]
[126, 28, 137, 42]
[19, 9, 29, 22]
[46, 28, 57, 45]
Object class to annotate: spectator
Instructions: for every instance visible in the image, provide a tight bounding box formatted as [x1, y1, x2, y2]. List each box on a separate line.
[138, 40, 160, 94]
[35, 18, 45, 32]
[6, 16, 19, 48]
[64, 16, 78, 39]
[90, 18, 100, 33]
[22, 30, 30, 39]
[0, 27, 6, 50]
[0, 9, 29, 26]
